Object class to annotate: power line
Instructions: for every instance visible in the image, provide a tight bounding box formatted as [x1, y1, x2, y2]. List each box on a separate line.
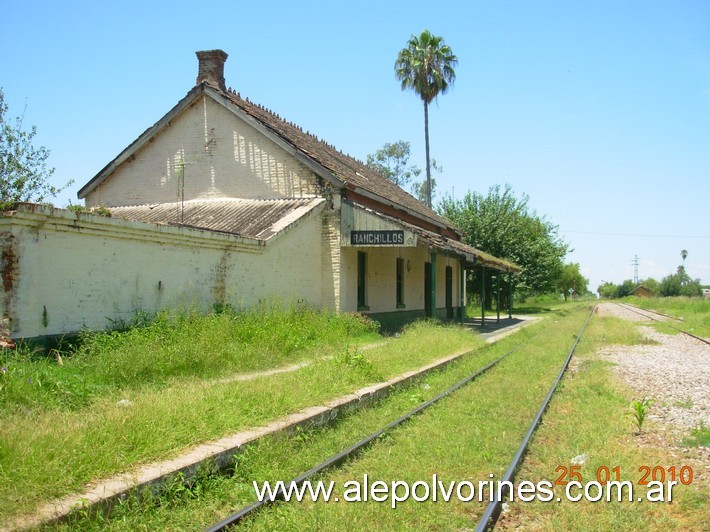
[562, 230, 710, 239]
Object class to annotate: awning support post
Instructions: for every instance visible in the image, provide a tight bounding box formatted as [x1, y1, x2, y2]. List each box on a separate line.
[460, 260, 465, 324]
[496, 274, 501, 323]
[430, 251, 437, 319]
[481, 266, 486, 327]
[508, 271, 513, 319]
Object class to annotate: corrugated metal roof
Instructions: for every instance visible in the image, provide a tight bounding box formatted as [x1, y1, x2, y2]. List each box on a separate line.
[79, 83, 455, 233]
[110, 197, 324, 240]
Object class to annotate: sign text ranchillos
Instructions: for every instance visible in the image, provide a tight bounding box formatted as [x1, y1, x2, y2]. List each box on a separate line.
[350, 230, 405, 246]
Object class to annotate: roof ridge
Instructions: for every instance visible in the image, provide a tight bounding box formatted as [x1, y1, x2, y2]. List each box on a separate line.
[83, 82, 454, 233]
[224, 87, 373, 168]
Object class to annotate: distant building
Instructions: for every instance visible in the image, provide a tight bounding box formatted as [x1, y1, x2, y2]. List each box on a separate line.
[631, 285, 653, 298]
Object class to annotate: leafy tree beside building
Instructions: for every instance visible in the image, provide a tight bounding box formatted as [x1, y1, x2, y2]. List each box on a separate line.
[366, 140, 421, 189]
[0, 88, 72, 209]
[366, 139, 441, 204]
[439, 184, 568, 307]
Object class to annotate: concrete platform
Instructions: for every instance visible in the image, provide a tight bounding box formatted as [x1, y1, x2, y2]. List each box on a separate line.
[464, 314, 539, 343]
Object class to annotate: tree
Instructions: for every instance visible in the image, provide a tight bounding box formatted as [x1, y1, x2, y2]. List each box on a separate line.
[558, 263, 588, 301]
[617, 279, 636, 298]
[395, 30, 457, 209]
[411, 176, 437, 204]
[410, 158, 442, 203]
[660, 272, 702, 297]
[367, 140, 442, 204]
[597, 279, 636, 299]
[439, 184, 569, 307]
[366, 140, 421, 188]
[640, 277, 660, 296]
[598, 281, 619, 299]
[0, 89, 71, 209]
[681, 249, 688, 265]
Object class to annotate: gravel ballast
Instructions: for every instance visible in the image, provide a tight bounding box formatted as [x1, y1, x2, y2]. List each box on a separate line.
[595, 302, 709, 430]
[597, 303, 710, 431]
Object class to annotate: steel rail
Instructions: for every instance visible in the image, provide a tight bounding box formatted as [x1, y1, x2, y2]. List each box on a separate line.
[615, 302, 710, 346]
[615, 302, 681, 322]
[474, 304, 596, 532]
[207, 341, 528, 531]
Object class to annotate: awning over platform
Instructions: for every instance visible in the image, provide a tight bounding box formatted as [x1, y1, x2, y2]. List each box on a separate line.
[343, 202, 521, 273]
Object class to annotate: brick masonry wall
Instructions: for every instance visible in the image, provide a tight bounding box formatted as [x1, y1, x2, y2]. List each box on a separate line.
[320, 195, 341, 311]
[0, 205, 324, 339]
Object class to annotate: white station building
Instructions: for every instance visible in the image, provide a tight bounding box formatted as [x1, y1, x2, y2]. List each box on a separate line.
[0, 50, 518, 341]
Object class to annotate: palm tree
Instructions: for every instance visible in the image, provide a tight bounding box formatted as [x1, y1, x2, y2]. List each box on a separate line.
[395, 30, 457, 208]
[681, 249, 688, 265]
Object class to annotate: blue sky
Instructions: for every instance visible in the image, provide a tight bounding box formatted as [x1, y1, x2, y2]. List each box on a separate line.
[2, 0, 709, 292]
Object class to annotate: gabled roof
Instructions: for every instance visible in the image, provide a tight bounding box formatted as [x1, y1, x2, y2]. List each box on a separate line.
[76, 70, 520, 272]
[212, 86, 457, 231]
[109, 197, 324, 240]
[78, 82, 455, 233]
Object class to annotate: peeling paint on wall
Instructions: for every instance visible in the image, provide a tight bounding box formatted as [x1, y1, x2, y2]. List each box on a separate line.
[212, 250, 230, 308]
[0, 231, 17, 336]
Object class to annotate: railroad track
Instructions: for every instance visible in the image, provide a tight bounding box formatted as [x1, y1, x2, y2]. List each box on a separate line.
[207, 306, 596, 531]
[208, 346, 518, 531]
[614, 302, 710, 346]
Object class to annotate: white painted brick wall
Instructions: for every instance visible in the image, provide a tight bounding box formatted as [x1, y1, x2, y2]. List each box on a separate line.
[340, 244, 462, 313]
[1, 206, 324, 339]
[320, 210, 341, 311]
[86, 96, 320, 207]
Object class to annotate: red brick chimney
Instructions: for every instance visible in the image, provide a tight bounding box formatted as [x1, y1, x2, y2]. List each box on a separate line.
[196, 50, 228, 91]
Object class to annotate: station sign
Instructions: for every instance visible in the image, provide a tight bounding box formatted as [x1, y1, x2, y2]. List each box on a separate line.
[350, 230, 405, 246]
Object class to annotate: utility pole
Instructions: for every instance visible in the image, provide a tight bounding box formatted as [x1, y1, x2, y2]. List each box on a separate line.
[632, 255, 639, 284]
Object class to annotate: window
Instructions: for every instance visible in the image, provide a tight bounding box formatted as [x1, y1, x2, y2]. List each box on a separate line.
[357, 251, 368, 310]
[396, 258, 405, 308]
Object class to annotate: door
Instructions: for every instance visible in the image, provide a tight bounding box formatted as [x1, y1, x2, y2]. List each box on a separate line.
[357, 251, 367, 310]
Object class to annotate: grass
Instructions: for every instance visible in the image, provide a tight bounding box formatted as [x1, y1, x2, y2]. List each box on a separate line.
[53, 304, 596, 529]
[1, 304, 380, 412]
[9, 301, 707, 529]
[673, 399, 694, 409]
[467, 296, 587, 318]
[625, 296, 710, 338]
[496, 313, 708, 531]
[0, 309, 483, 523]
[681, 424, 710, 448]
